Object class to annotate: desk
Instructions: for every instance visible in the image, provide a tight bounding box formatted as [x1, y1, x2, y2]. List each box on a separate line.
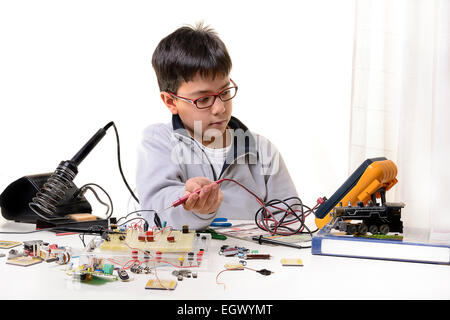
[0, 219, 449, 300]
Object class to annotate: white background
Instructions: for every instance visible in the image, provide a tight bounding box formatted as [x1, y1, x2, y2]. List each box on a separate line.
[0, 0, 355, 218]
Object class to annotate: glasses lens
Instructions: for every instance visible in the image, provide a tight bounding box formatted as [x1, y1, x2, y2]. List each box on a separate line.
[195, 86, 237, 109]
[219, 87, 237, 102]
[196, 96, 216, 109]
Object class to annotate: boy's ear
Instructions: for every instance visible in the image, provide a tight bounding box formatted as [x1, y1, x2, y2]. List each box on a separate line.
[160, 92, 178, 115]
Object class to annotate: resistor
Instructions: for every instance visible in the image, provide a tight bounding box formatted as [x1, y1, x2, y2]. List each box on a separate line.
[196, 251, 204, 266]
[156, 251, 162, 263]
[143, 251, 150, 265]
[187, 252, 194, 266]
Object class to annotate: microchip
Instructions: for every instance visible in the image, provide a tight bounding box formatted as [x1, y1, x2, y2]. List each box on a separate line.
[145, 279, 177, 290]
[280, 258, 304, 266]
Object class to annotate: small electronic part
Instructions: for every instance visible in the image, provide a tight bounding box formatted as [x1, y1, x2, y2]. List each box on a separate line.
[102, 263, 114, 275]
[6, 256, 43, 267]
[8, 249, 23, 259]
[223, 248, 239, 256]
[0, 240, 21, 249]
[224, 263, 244, 270]
[257, 269, 273, 276]
[117, 268, 130, 281]
[244, 254, 271, 260]
[23, 240, 43, 256]
[68, 264, 118, 282]
[280, 258, 304, 266]
[56, 251, 71, 265]
[145, 279, 177, 290]
[172, 270, 194, 279]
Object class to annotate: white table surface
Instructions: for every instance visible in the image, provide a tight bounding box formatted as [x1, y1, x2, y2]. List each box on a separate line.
[0, 219, 449, 300]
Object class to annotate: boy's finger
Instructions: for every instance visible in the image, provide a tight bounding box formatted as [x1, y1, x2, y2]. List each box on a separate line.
[185, 182, 202, 193]
[204, 184, 220, 212]
[183, 192, 199, 211]
[194, 177, 214, 186]
[194, 185, 212, 210]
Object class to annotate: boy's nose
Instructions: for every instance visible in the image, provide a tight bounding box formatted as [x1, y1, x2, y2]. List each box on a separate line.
[210, 98, 226, 115]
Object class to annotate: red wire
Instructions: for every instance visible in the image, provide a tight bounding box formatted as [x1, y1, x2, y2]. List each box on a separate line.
[215, 178, 315, 236]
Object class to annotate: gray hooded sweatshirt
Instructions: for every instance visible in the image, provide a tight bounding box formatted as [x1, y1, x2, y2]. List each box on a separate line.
[136, 114, 299, 230]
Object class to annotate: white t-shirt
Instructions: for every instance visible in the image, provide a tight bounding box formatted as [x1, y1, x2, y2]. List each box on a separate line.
[200, 143, 232, 178]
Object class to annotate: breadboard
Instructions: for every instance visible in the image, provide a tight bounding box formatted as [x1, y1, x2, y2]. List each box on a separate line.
[99, 228, 197, 253]
[80, 228, 211, 272]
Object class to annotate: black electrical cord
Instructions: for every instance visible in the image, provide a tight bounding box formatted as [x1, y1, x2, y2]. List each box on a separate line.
[77, 183, 114, 219]
[254, 196, 318, 237]
[116, 209, 157, 224]
[108, 122, 140, 204]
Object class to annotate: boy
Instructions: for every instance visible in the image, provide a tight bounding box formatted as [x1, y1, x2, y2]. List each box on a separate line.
[136, 23, 299, 230]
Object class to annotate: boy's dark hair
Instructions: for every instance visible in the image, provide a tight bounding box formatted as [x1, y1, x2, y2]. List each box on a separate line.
[152, 22, 232, 93]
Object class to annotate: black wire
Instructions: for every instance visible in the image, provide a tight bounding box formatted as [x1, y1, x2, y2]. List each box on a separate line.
[0, 227, 61, 234]
[109, 122, 140, 204]
[78, 183, 114, 219]
[116, 209, 156, 224]
[105, 121, 164, 226]
[254, 196, 315, 237]
[118, 217, 148, 227]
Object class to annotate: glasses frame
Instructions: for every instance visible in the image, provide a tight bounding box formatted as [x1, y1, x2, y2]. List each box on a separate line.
[168, 79, 238, 110]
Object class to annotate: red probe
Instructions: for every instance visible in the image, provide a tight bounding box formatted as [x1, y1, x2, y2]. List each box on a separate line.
[163, 180, 221, 210]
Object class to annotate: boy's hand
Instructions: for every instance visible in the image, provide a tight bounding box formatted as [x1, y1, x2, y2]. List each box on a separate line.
[183, 177, 223, 214]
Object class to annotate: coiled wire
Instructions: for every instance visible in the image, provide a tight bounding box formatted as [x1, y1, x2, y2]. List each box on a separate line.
[29, 161, 77, 220]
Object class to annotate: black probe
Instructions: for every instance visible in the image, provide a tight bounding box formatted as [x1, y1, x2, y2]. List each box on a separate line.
[252, 235, 310, 249]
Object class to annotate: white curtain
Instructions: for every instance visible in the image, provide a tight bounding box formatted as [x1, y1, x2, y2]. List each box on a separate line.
[349, 0, 450, 243]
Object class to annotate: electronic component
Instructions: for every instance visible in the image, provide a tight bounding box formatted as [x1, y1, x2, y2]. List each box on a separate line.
[79, 226, 211, 273]
[117, 269, 130, 281]
[280, 258, 304, 266]
[224, 263, 244, 270]
[244, 254, 271, 260]
[145, 279, 177, 290]
[6, 256, 43, 267]
[0, 240, 21, 249]
[256, 269, 273, 276]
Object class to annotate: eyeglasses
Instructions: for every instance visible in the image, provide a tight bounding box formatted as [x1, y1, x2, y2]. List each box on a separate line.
[169, 79, 238, 110]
